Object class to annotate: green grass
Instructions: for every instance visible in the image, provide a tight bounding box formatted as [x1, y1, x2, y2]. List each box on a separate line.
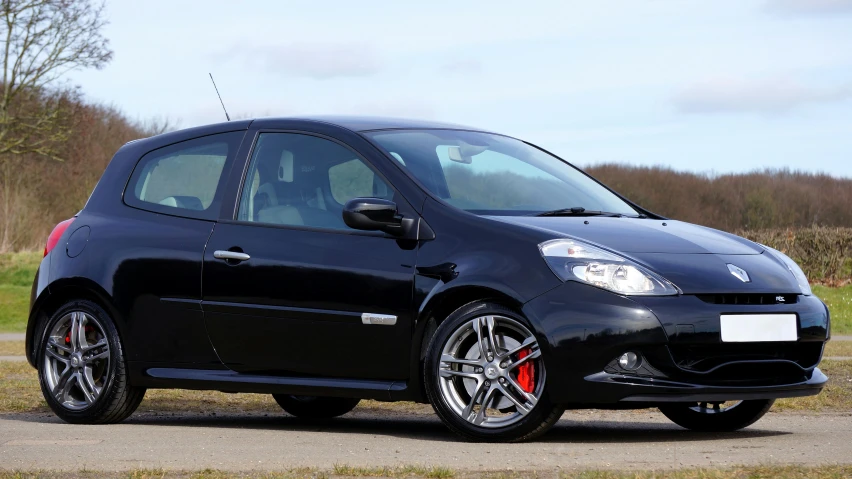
[813, 284, 852, 335]
[0, 284, 30, 333]
[0, 252, 40, 333]
[0, 251, 42, 287]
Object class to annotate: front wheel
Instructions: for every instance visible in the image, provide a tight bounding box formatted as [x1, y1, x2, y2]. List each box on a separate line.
[425, 302, 564, 442]
[659, 399, 774, 432]
[272, 395, 360, 419]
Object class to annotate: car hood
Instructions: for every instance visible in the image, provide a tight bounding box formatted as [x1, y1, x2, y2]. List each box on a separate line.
[489, 216, 800, 294]
[489, 216, 760, 255]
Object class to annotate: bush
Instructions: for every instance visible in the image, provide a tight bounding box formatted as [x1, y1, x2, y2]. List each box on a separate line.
[736, 227, 852, 285]
[587, 164, 852, 231]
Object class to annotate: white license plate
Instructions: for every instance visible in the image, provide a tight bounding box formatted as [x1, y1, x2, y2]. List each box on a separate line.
[720, 314, 798, 342]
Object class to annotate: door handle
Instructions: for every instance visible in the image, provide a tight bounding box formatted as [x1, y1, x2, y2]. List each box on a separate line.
[213, 250, 251, 262]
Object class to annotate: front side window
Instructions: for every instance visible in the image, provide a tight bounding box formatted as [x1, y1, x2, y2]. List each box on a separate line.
[366, 130, 639, 216]
[126, 131, 244, 219]
[237, 132, 393, 231]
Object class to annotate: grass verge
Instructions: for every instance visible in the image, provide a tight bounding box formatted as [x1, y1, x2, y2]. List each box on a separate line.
[826, 340, 852, 357]
[813, 284, 852, 335]
[774, 359, 852, 411]
[0, 251, 40, 333]
[1, 359, 850, 415]
[0, 283, 30, 333]
[0, 340, 24, 355]
[0, 465, 851, 478]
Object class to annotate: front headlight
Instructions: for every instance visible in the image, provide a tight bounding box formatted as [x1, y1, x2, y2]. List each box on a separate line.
[538, 239, 679, 296]
[760, 245, 812, 296]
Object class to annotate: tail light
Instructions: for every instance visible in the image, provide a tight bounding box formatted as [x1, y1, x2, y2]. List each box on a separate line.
[44, 218, 75, 257]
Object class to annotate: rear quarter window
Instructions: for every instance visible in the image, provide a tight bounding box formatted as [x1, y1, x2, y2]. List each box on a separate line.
[124, 131, 244, 220]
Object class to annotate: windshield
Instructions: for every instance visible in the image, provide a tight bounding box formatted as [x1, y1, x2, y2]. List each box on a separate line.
[366, 129, 640, 216]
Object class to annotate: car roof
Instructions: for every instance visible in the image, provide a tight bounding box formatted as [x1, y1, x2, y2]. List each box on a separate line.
[274, 115, 489, 132]
[121, 115, 496, 154]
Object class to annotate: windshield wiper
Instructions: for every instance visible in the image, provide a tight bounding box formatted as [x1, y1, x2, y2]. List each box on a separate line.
[534, 207, 625, 218]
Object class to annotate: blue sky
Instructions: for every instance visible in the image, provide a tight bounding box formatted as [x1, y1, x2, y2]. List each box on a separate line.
[68, 0, 852, 177]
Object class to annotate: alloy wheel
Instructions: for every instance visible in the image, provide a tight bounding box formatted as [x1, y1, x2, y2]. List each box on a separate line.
[437, 314, 545, 428]
[42, 311, 111, 410]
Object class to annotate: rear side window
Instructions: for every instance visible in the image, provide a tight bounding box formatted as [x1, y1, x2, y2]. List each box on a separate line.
[125, 131, 244, 219]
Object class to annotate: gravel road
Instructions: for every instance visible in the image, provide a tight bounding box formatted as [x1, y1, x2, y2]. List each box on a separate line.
[1, 409, 850, 473]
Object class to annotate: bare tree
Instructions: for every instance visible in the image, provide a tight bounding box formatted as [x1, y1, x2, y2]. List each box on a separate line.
[0, 0, 112, 250]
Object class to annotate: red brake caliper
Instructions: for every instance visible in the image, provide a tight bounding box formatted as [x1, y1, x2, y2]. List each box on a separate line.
[517, 347, 535, 393]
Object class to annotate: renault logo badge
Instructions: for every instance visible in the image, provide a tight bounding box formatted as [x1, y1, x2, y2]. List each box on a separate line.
[727, 264, 751, 283]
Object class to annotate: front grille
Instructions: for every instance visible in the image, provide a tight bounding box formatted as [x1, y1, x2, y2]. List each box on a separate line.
[695, 293, 799, 305]
[665, 342, 823, 384]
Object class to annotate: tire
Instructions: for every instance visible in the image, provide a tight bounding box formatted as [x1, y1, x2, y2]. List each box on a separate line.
[272, 395, 360, 419]
[37, 300, 145, 424]
[659, 399, 774, 432]
[424, 301, 564, 442]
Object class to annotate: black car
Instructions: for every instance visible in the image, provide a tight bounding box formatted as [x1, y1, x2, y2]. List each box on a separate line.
[26, 116, 829, 442]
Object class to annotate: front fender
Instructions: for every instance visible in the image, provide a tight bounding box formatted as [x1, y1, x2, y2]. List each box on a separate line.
[521, 281, 668, 403]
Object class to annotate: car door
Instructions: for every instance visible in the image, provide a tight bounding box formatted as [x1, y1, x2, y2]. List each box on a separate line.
[113, 130, 246, 365]
[202, 130, 417, 380]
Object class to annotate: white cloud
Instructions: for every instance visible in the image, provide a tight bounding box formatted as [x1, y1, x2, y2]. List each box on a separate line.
[765, 0, 852, 15]
[674, 77, 852, 114]
[223, 43, 382, 79]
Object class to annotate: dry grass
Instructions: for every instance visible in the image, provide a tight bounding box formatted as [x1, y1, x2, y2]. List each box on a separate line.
[775, 359, 852, 411]
[331, 465, 453, 478]
[1, 358, 850, 416]
[0, 465, 851, 479]
[0, 340, 24, 355]
[561, 466, 852, 479]
[825, 341, 852, 358]
[0, 360, 45, 413]
[0, 361, 433, 416]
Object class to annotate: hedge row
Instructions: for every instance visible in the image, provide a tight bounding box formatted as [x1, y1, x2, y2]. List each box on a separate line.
[736, 227, 852, 285]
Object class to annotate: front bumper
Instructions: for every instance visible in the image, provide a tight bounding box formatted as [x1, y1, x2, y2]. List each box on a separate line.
[522, 282, 830, 406]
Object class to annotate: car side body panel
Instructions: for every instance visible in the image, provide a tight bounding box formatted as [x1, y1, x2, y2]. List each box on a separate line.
[26, 121, 252, 368]
[26, 116, 830, 411]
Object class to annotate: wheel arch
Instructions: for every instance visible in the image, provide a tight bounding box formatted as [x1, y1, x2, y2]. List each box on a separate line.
[26, 278, 126, 368]
[408, 282, 529, 402]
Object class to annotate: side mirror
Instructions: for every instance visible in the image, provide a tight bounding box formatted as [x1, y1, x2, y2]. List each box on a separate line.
[343, 198, 405, 236]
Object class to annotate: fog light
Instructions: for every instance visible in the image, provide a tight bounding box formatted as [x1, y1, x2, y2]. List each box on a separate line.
[618, 352, 641, 370]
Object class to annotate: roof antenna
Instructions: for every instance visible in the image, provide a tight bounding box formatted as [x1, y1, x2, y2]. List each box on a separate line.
[208, 73, 231, 121]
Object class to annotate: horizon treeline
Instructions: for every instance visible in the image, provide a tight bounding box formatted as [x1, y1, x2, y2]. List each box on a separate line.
[2, 93, 852, 251]
[0, 93, 160, 251]
[585, 164, 852, 231]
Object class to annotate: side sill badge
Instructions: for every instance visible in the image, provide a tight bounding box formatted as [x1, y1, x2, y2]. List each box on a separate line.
[361, 313, 397, 326]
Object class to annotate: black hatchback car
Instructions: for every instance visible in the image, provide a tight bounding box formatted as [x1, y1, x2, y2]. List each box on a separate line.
[26, 116, 829, 442]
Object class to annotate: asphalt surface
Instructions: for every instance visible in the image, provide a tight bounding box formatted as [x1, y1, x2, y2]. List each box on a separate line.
[1, 409, 851, 472]
[2, 332, 851, 472]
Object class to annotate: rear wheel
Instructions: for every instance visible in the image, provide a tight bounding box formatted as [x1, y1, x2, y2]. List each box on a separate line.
[37, 300, 145, 424]
[659, 399, 774, 431]
[272, 395, 360, 419]
[425, 302, 564, 442]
